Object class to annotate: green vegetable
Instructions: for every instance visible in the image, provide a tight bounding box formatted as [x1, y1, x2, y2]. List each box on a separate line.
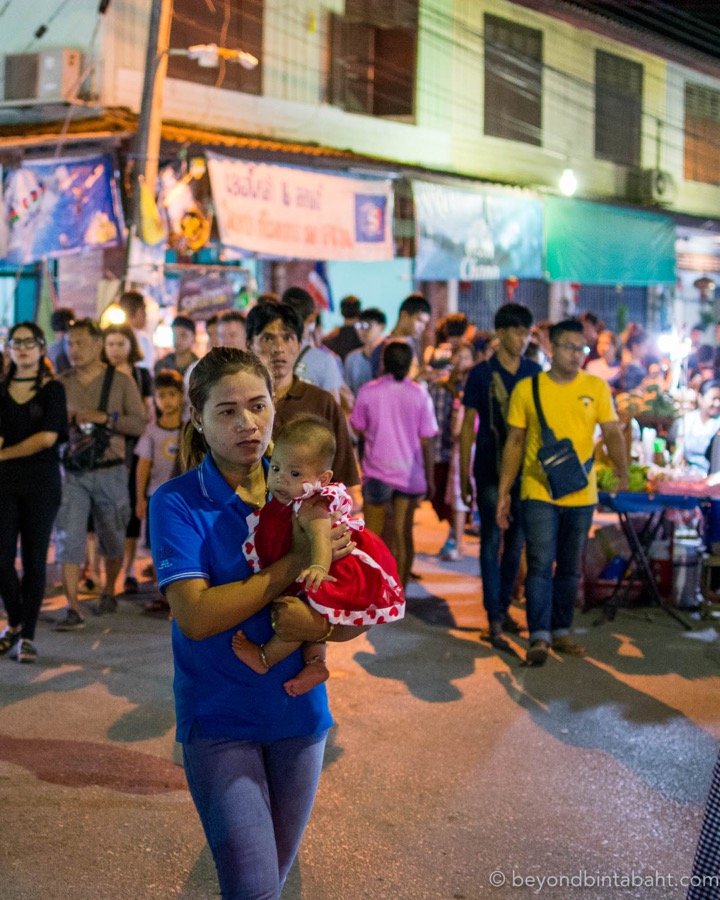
[597, 464, 648, 493]
[597, 467, 619, 491]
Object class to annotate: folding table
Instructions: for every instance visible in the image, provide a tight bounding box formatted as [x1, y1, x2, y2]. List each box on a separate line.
[596, 491, 698, 630]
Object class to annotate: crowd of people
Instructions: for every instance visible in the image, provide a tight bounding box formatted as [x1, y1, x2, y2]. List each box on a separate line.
[2, 285, 719, 896]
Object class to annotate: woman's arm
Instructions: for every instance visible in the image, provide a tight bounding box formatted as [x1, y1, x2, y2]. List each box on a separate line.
[166, 549, 306, 641]
[0, 431, 59, 461]
[161, 485, 354, 641]
[272, 595, 370, 643]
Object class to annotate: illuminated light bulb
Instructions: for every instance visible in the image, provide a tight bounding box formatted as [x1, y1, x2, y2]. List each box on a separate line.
[100, 304, 127, 327]
[559, 168, 578, 197]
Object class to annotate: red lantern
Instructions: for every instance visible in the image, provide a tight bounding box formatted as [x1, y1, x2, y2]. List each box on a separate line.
[504, 276, 519, 301]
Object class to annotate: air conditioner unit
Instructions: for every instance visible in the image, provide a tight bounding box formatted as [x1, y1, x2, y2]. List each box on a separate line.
[3, 48, 82, 103]
[626, 168, 676, 205]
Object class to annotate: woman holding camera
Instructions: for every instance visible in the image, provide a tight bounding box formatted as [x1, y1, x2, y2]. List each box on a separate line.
[0, 322, 68, 662]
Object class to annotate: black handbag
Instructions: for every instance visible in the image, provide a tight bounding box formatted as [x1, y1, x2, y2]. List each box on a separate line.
[62, 367, 116, 473]
[532, 375, 592, 500]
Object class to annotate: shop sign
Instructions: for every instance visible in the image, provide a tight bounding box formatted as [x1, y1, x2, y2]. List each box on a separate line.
[207, 152, 394, 261]
[4, 154, 124, 265]
[413, 181, 543, 281]
[177, 268, 244, 320]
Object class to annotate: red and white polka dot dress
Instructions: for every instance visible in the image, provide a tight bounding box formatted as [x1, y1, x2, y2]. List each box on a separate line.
[243, 483, 405, 626]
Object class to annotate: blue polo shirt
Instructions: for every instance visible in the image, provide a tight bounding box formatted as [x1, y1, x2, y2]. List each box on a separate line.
[150, 452, 333, 744]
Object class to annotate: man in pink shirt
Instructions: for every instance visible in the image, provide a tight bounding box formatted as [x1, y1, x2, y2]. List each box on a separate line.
[351, 340, 438, 587]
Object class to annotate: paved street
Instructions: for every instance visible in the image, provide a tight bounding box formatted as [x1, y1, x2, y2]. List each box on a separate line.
[1, 504, 718, 899]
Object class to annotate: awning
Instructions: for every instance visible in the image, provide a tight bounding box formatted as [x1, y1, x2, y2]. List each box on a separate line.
[545, 197, 676, 285]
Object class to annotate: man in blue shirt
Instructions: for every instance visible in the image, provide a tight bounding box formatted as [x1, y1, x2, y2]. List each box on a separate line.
[460, 303, 540, 650]
[343, 307, 387, 396]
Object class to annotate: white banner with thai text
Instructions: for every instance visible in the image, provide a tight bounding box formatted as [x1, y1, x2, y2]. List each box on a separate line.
[207, 153, 394, 261]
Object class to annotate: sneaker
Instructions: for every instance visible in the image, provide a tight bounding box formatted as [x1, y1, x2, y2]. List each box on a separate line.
[92, 594, 118, 616]
[439, 538, 456, 557]
[551, 635, 586, 657]
[486, 623, 512, 653]
[0, 626, 21, 655]
[53, 609, 86, 631]
[441, 547, 461, 561]
[524, 639, 549, 667]
[10, 638, 37, 664]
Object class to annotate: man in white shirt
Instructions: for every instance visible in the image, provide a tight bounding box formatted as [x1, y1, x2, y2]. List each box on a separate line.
[119, 291, 155, 372]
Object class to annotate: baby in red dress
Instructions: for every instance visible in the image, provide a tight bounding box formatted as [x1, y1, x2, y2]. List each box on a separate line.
[232, 414, 405, 696]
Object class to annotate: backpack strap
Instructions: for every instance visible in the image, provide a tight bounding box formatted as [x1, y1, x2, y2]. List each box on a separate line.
[532, 374, 594, 474]
[98, 366, 115, 414]
[531, 374, 556, 446]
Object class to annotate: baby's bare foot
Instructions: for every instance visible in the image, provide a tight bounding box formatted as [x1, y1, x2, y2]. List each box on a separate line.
[232, 630, 269, 674]
[284, 660, 329, 697]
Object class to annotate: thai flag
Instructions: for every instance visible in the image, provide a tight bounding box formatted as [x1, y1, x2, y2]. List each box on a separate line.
[306, 261, 333, 312]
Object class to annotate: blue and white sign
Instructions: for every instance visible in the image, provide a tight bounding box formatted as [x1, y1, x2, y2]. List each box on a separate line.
[4, 154, 124, 264]
[414, 181, 543, 281]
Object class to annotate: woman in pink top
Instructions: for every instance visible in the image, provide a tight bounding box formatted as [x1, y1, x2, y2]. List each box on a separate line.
[350, 340, 439, 587]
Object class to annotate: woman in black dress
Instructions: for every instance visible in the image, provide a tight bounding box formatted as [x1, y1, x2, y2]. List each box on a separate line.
[0, 322, 68, 662]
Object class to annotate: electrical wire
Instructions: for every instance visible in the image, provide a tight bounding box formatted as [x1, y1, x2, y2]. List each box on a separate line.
[147, 0, 720, 176]
[23, 0, 75, 51]
[564, 0, 720, 59]
[214, 0, 231, 90]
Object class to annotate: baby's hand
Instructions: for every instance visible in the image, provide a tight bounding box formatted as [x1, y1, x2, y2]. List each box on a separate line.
[295, 494, 331, 526]
[298, 564, 337, 593]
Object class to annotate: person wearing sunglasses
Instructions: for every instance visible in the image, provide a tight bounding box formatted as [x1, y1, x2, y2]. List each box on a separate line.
[0, 322, 68, 663]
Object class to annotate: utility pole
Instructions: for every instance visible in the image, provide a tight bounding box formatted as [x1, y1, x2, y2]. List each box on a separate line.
[124, 0, 174, 287]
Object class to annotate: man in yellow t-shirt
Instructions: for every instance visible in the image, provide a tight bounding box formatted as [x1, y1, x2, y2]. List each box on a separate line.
[496, 319, 629, 667]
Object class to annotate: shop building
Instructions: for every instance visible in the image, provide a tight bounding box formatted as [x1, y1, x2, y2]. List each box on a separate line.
[0, 0, 718, 334]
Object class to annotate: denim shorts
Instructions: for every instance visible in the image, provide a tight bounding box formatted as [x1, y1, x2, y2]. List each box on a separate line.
[362, 476, 424, 506]
[55, 466, 131, 563]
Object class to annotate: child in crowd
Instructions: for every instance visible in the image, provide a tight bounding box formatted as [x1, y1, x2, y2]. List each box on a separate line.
[232, 414, 405, 696]
[429, 342, 476, 561]
[135, 369, 184, 614]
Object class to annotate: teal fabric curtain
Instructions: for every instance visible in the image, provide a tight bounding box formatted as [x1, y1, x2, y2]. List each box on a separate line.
[545, 197, 676, 285]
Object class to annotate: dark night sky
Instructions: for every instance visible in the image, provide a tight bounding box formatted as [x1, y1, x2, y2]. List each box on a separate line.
[566, 1, 720, 59]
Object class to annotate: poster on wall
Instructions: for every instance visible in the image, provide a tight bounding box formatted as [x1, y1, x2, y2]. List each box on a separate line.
[4, 154, 124, 265]
[206, 152, 394, 262]
[413, 181, 544, 281]
[177, 267, 249, 320]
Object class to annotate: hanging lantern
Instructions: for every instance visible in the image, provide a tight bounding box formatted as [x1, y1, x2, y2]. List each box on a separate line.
[504, 276, 519, 301]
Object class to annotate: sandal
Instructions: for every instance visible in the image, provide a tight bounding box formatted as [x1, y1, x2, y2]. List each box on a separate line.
[0, 627, 21, 655]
